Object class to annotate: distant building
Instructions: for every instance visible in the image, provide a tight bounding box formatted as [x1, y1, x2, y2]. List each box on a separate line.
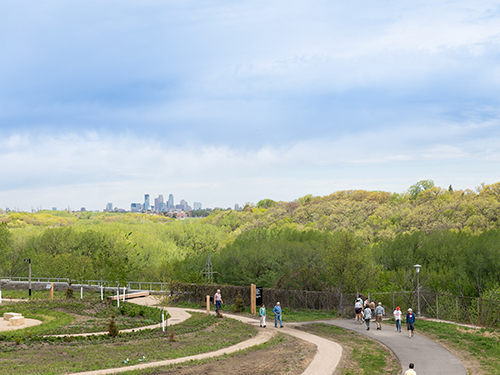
[81, 207, 86, 212]
[193, 202, 202, 210]
[168, 194, 174, 209]
[131, 203, 142, 212]
[106, 203, 113, 212]
[144, 194, 150, 211]
[52, 207, 57, 211]
[179, 199, 188, 211]
[234, 203, 240, 210]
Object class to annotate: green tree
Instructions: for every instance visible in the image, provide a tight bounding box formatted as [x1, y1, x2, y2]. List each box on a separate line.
[407, 180, 435, 199]
[323, 232, 378, 293]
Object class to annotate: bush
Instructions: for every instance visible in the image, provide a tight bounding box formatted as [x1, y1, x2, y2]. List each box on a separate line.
[107, 314, 119, 338]
[234, 293, 245, 313]
[65, 288, 74, 299]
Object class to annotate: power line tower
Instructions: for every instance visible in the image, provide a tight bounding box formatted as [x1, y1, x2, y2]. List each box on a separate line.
[201, 254, 219, 284]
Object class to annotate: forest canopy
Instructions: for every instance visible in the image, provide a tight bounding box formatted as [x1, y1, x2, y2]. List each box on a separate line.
[1, 181, 500, 297]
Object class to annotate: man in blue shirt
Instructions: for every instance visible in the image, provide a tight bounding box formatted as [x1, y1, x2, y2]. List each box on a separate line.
[273, 302, 283, 328]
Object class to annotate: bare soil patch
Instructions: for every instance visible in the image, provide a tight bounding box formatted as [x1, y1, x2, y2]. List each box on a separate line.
[142, 333, 316, 375]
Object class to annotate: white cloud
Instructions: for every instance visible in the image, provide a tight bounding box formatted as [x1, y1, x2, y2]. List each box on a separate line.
[1, 124, 499, 211]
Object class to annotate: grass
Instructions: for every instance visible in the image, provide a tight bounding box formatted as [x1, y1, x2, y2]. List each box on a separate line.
[174, 301, 338, 322]
[0, 312, 256, 375]
[0, 298, 163, 337]
[297, 323, 399, 375]
[416, 320, 500, 375]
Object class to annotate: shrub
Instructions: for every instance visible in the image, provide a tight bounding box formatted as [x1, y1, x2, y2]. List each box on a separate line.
[234, 293, 245, 313]
[168, 330, 175, 342]
[107, 314, 119, 338]
[65, 288, 74, 299]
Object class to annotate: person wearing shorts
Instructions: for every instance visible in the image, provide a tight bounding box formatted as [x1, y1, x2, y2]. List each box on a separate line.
[355, 299, 363, 323]
[406, 308, 415, 338]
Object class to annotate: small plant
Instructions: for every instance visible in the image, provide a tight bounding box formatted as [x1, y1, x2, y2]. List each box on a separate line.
[107, 313, 119, 338]
[65, 287, 74, 299]
[168, 330, 176, 342]
[14, 336, 22, 345]
[234, 293, 245, 313]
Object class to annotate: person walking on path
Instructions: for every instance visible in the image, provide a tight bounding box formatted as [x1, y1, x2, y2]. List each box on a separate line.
[369, 300, 376, 317]
[259, 304, 266, 327]
[355, 299, 364, 324]
[273, 302, 283, 328]
[363, 305, 372, 330]
[393, 306, 402, 332]
[214, 289, 223, 313]
[374, 302, 385, 330]
[406, 308, 416, 338]
[404, 362, 417, 374]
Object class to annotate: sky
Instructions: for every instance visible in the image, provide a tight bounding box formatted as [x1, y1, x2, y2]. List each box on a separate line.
[1, 0, 499, 211]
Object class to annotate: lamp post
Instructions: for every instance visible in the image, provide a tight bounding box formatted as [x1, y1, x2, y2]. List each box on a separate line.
[24, 259, 32, 297]
[414, 264, 421, 316]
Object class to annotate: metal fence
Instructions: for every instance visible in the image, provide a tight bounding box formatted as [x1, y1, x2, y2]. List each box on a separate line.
[2, 276, 499, 328]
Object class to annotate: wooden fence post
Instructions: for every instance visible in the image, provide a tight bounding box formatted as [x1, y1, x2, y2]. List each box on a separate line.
[251, 284, 256, 314]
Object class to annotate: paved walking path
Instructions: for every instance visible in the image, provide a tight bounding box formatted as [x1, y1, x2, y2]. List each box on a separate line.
[70, 298, 342, 375]
[322, 319, 466, 375]
[189, 309, 343, 375]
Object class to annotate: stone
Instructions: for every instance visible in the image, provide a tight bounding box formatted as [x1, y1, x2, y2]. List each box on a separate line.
[9, 316, 24, 326]
[3, 312, 22, 321]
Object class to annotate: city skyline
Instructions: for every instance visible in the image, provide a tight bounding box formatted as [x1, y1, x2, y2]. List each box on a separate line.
[1, 1, 499, 212]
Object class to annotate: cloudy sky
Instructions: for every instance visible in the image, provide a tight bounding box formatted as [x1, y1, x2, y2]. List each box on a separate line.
[1, 0, 499, 211]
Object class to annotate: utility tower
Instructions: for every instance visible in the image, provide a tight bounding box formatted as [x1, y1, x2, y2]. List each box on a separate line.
[202, 254, 219, 284]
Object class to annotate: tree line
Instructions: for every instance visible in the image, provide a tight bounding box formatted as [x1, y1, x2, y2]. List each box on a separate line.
[1, 181, 499, 298]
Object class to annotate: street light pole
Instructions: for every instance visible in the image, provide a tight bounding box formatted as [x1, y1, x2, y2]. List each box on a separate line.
[24, 259, 32, 297]
[414, 264, 421, 316]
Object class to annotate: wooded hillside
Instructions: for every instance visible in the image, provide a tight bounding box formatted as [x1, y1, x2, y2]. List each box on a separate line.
[1, 181, 499, 298]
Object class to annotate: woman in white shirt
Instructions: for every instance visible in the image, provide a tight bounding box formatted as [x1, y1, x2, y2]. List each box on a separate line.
[393, 306, 402, 332]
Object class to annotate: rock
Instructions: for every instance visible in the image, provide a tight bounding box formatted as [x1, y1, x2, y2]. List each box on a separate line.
[9, 316, 25, 326]
[3, 313, 22, 321]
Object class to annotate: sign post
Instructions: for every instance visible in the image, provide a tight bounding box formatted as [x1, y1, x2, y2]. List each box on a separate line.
[46, 283, 54, 300]
[206, 295, 210, 315]
[256, 286, 263, 307]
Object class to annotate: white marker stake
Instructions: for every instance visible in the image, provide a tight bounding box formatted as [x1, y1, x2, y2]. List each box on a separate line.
[117, 289, 120, 308]
[81, 286, 83, 299]
[0, 290, 2, 304]
[162, 312, 165, 332]
[101, 285, 103, 300]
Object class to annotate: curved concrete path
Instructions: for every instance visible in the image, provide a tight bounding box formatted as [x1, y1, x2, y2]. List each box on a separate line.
[190, 309, 342, 375]
[323, 319, 466, 375]
[70, 297, 342, 375]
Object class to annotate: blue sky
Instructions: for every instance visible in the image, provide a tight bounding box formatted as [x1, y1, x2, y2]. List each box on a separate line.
[1, 0, 499, 211]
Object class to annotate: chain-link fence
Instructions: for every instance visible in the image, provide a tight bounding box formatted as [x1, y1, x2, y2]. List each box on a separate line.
[367, 289, 500, 328]
[3, 277, 499, 328]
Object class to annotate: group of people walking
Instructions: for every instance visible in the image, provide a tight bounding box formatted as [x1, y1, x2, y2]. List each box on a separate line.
[354, 297, 416, 338]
